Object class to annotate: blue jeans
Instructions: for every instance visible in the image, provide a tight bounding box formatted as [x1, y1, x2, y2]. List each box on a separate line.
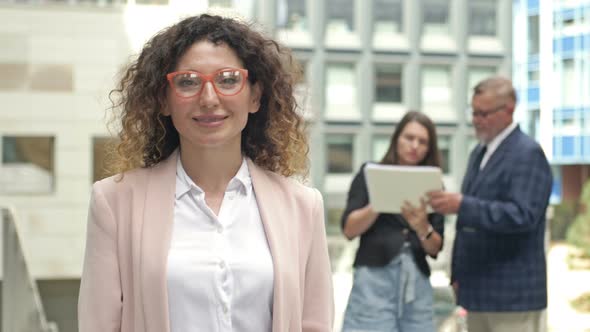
[342, 245, 435, 332]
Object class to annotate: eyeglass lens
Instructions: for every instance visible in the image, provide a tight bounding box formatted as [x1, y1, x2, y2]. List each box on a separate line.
[171, 70, 245, 97]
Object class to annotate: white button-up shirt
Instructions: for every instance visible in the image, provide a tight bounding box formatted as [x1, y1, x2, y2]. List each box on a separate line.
[167, 156, 274, 332]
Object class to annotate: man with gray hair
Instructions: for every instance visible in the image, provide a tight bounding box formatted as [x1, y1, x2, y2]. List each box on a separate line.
[427, 76, 552, 332]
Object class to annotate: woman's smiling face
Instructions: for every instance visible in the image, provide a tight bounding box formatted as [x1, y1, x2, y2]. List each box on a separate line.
[163, 40, 261, 151]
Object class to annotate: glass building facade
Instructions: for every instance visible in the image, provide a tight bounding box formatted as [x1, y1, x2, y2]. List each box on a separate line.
[513, 0, 590, 203]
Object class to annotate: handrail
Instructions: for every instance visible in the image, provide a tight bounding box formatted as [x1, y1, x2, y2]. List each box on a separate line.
[1, 206, 59, 332]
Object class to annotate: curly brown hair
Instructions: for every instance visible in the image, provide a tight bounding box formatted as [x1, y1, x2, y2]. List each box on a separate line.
[107, 14, 308, 177]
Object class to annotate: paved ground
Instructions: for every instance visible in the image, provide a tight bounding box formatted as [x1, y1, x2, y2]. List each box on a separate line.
[331, 241, 590, 332]
[547, 243, 590, 332]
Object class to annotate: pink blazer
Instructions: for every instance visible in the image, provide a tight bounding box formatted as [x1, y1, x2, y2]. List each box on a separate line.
[78, 150, 334, 332]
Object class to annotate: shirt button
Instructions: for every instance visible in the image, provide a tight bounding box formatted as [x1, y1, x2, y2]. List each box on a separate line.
[217, 227, 223, 234]
[219, 261, 226, 269]
[402, 228, 409, 235]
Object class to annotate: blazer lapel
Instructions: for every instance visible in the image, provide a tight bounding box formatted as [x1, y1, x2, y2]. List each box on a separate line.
[140, 150, 178, 332]
[462, 146, 481, 194]
[468, 128, 520, 195]
[247, 159, 289, 332]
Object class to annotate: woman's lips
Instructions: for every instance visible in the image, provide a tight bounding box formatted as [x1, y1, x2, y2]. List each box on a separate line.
[192, 115, 228, 127]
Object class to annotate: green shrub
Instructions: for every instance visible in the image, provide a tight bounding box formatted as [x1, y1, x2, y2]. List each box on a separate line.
[571, 292, 590, 313]
[551, 201, 577, 241]
[566, 180, 590, 256]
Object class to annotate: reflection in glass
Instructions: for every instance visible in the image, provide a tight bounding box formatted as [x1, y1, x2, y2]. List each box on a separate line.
[136, 0, 168, 4]
[372, 135, 390, 161]
[375, 64, 402, 104]
[438, 135, 450, 174]
[562, 58, 577, 106]
[421, 65, 452, 113]
[373, 0, 403, 34]
[422, 0, 449, 34]
[326, 134, 354, 173]
[467, 66, 496, 103]
[528, 15, 540, 54]
[209, 0, 232, 7]
[326, 207, 345, 235]
[93, 137, 117, 183]
[528, 109, 540, 141]
[468, 0, 496, 36]
[325, 63, 358, 119]
[326, 0, 355, 33]
[1, 136, 54, 193]
[277, 0, 307, 31]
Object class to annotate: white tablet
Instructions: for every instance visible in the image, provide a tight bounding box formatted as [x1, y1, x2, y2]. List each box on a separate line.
[364, 163, 443, 214]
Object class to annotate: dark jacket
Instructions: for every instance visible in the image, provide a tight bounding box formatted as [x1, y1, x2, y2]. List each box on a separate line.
[453, 126, 552, 311]
[341, 163, 445, 277]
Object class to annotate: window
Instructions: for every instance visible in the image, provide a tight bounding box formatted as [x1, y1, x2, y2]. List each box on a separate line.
[373, 63, 405, 121]
[0, 64, 73, 92]
[422, 0, 450, 35]
[375, 64, 402, 104]
[326, 0, 355, 34]
[562, 58, 578, 106]
[373, 0, 403, 34]
[326, 134, 354, 174]
[528, 109, 540, 141]
[0, 64, 28, 90]
[30, 64, 73, 92]
[277, 0, 307, 31]
[325, 0, 359, 47]
[467, 66, 496, 103]
[325, 63, 359, 120]
[372, 135, 391, 161]
[208, 0, 256, 18]
[468, 0, 497, 36]
[1, 136, 54, 194]
[209, 0, 231, 6]
[438, 135, 451, 174]
[136, 0, 167, 3]
[528, 69, 540, 82]
[93, 137, 117, 183]
[528, 15, 540, 55]
[294, 60, 313, 120]
[421, 65, 454, 121]
[326, 207, 345, 236]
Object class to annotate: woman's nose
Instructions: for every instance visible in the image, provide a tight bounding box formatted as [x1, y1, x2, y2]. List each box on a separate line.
[199, 82, 220, 109]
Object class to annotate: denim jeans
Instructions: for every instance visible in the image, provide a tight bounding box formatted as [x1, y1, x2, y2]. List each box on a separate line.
[342, 244, 435, 332]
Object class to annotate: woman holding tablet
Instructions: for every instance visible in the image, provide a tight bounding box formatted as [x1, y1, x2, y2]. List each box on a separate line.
[341, 111, 444, 332]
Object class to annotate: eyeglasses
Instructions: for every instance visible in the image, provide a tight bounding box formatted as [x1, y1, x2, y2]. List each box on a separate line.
[166, 68, 249, 98]
[470, 104, 506, 119]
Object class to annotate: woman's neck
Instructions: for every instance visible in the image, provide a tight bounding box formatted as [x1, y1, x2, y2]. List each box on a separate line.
[179, 144, 243, 194]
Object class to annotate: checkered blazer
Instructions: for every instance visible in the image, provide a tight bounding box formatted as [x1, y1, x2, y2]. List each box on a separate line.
[452, 126, 552, 312]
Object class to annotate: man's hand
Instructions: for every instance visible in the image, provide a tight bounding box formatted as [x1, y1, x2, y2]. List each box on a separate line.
[427, 191, 463, 215]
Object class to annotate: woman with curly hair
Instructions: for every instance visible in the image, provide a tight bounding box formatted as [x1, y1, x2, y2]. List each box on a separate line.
[78, 14, 333, 332]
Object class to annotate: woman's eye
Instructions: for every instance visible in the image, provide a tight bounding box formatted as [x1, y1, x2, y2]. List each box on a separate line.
[220, 77, 238, 85]
[216, 75, 240, 86]
[179, 79, 198, 87]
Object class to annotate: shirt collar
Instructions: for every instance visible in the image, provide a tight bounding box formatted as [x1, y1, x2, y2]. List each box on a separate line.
[482, 121, 517, 152]
[175, 155, 252, 200]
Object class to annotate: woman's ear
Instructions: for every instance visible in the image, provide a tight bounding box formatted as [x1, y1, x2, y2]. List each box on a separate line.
[161, 102, 171, 116]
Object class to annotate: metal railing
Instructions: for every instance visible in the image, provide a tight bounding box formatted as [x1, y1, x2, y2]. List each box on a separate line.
[1, 206, 58, 332]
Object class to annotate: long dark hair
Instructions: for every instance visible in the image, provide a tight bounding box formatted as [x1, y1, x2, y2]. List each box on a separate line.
[380, 111, 441, 167]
